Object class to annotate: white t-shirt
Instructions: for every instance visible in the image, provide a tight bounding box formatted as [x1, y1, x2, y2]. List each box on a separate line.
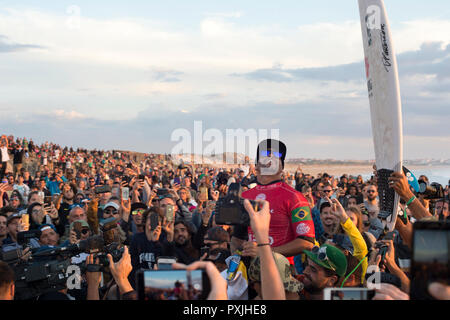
[0, 146, 9, 162]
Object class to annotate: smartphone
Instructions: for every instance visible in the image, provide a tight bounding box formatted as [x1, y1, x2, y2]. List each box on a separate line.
[72, 221, 83, 239]
[410, 221, 449, 300]
[111, 187, 120, 198]
[174, 177, 181, 185]
[157, 256, 177, 270]
[323, 288, 376, 300]
[138, 175, 145, 181]
[150, 212, 160, 230]
[95, 185, 112, 194]
[200, 246, 210, 258]
[44, 196, 52, 206]
[122, 187, 130, 201]
[21, 213, 29, 227]
[136, 269, 210, 300]
[165, 204, 174, 222]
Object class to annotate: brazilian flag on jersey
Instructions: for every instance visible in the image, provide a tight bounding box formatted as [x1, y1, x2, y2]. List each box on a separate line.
[291, 206, 312, 222]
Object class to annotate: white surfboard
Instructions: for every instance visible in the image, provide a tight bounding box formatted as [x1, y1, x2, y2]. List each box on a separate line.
[358, 0, 403, 231]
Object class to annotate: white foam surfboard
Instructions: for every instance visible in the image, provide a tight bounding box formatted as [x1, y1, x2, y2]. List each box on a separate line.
[358, 0, 403, 231]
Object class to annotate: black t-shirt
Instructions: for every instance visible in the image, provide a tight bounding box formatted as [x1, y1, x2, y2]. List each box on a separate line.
[129, 232, 165, 288]
[13, 148, 25, 164]
[58, 202, 72, 229]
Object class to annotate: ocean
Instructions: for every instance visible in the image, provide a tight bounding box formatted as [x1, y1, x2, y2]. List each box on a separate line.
[361, 166, 450, 187]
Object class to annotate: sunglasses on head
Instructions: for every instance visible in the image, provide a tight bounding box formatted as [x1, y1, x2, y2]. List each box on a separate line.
[259, 150, 282, 158]
[311, 246, 337, 272]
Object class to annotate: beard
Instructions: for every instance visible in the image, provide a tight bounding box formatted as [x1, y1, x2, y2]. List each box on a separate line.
[175, 236, 188, 247]
[302, 274, 325, 295]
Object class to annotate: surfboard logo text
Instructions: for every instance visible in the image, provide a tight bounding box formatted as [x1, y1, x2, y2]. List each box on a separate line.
[380, 24, 392, 72]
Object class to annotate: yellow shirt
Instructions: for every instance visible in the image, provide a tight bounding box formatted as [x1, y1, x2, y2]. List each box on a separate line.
[341, 218, 368, 283]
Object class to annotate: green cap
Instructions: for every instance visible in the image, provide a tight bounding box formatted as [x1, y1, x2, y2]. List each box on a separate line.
[304, 244, 347, 278]
[70, 219, 90, 230]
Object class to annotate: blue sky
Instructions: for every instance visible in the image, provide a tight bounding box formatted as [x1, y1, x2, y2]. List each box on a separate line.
[0, 1, 449, 160]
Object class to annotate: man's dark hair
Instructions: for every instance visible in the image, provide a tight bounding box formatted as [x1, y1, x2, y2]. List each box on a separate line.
[174, 219, 196, 236]
[319, 201, 331, 213]
[27, 191, 40, 202]
[0, 261, 15, 291]
[0, 206, 16, 216]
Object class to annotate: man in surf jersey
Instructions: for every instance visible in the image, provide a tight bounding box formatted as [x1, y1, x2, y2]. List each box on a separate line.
[231, 139, 315, 265]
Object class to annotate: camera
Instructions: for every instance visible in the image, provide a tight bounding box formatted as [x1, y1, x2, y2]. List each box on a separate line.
[8, 218, 123, 300]
[215, 183, 256, 226]
[417, 180, 444, 200]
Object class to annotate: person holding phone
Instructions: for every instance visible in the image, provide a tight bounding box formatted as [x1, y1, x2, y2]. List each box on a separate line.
[128, 209, 174, 288]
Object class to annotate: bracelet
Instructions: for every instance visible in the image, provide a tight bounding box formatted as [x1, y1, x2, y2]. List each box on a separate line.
[257, 243, 270, 247]
[406, 195, 416, 207]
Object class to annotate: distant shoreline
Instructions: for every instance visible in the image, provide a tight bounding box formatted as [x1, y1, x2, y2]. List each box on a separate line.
[283, 163, 450, 178]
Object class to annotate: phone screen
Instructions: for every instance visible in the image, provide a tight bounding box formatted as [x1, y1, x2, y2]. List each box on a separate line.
[122, 187, 130, 200]
[165, 205, 174, 222]
[324, 288, 375, 300]
[157, 257, 177, 270]
[411, 227, 449, 300]
[150, 212, 160, 230]
[138, 270, 209, 300]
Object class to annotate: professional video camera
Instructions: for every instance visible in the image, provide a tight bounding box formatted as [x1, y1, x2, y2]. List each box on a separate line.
[417, 180, 445, 200]
[215, 183, 257, 226]
[4, 217, 123, 300]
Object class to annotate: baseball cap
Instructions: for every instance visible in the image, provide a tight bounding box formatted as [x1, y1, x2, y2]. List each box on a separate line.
[38, 224, 57, 233]
[6, 213, 22, 225]
[303, 244, 348, 277]
[69, 219, 90, 230]
[248, 252, 303, 293]
[104, 202, 120, 211]
[130, 202, 147, 212]
[256, 139, 287, 169]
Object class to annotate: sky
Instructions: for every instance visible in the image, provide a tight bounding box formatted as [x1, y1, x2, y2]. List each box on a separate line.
[0, 0, 449, 160]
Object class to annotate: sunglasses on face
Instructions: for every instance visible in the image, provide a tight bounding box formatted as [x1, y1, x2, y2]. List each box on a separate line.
[132, 209, 145, 215]
[367, 190, 376, 193]
[322, 190, 333, 193]
[363, 221, 371, 227]
[259, 150, 282, 158]
[104, 209, 118, 215]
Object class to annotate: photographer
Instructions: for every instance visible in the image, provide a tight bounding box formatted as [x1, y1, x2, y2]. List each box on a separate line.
[231, 140, 315, 265]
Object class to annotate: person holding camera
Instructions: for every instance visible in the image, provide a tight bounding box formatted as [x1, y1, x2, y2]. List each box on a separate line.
[231, 139, 316, 266]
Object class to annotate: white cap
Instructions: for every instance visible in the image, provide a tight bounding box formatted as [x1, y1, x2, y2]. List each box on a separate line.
[104, 202, 120, 211]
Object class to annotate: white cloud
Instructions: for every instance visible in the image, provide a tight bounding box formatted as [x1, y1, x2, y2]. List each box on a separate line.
[53, 109, 86, 120]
